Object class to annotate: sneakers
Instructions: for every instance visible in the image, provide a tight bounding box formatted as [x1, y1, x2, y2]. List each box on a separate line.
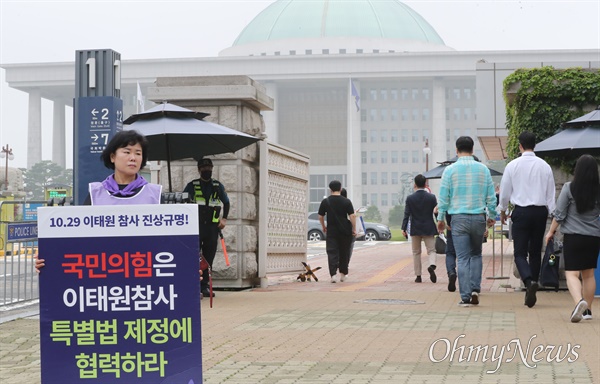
[470, 292, 479, 305]
[428, 265, 437, 283]
[448, 274, 457, 292]
[340, 273, 347, 282]
[458, 299, 472, 307]
[524, 281, 539, 308]
[415, 276, 422, 283]
[582, 309, 592, 320]
[570, 300, 588, 323]
[330, 274, 337, 283]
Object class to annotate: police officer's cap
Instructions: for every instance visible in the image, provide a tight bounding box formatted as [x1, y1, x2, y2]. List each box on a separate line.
[198, 158, 213, 167]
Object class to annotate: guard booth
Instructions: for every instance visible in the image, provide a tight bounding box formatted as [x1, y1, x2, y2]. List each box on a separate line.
[44, 183, 72, 201]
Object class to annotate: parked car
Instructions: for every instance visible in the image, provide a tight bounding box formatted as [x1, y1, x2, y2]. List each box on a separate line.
[307, 212, 391, 242]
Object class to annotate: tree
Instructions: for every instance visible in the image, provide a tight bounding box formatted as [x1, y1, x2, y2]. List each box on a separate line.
[363, 205, 382, 222]
[503, 67, 600, 171]
[21, 161, 72, 200]
[388, 204, 405, 226]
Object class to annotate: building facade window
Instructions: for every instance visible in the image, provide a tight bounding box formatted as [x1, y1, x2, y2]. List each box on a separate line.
[422, 88, 430, 100]
[370, 89, 377, 101]
[401, 129, 408, 142]
[412, 89, 419, 100]
[370, 172, 377, 185]
[362, 172, 367, 185]
[381, 193, 388, 207]
[370, 193, 377, 206]
[370, 130, 377, 143]
[381, 151, 388, 164]
[422, 108, 430, 121]
[381, 130, 388, 142]
[361, 130, 367, 143]
[401, 151, 408, 163]
[381, 172, 388, 185]
[370, 151, 377, 164]
[391, 129, 398, 142]
[380, 109, 387, 121]
[391, 88, 398, 100]
[391, 108, 398, 121]
[391, 150, 398, 163]
[412, 150, 419, 163]
[361, 151, 367, 164]
[412, 129, 419, 142]
[362, 194, 367, 206]
[392, 172, 399, 184]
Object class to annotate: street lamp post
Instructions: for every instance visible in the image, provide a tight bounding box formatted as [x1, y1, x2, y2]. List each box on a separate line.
[0, 145, 15, 191]
[423, 139, 431, 171]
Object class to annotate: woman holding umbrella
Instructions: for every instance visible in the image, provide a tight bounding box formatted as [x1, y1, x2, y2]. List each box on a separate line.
[545, 154, 600, 322]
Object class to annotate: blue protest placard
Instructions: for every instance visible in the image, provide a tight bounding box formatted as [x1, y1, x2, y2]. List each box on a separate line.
[37, 204, 201, 384]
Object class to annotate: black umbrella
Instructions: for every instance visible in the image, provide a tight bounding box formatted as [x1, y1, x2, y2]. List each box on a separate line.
[124, 102, 261, 191]
[535, 126, 600, 157]
[563, 106, 600, 128]
[422, 155, 502, 179]
[535, 107, 600, 157]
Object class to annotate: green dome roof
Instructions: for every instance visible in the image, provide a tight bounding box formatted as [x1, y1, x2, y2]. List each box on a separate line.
[233, 0, 445, 47]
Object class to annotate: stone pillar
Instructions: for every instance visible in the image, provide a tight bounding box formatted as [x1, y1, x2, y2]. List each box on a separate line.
[28, 89, 42, 168]
[147, 76, 274, 288]
[52, 99, 66, 168]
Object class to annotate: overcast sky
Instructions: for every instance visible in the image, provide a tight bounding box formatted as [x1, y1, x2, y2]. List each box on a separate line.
[1, 0, 599, 169]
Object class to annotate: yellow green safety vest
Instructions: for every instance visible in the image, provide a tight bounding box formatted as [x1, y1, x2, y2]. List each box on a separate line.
[193, 180, 222, 223]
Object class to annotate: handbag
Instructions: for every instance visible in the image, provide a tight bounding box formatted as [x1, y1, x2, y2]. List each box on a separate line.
[435, 234, 446, 254]
[539, 238, 561, 291]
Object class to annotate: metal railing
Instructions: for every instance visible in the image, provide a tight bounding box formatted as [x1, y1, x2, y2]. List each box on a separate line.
[0, 199, 49, 307]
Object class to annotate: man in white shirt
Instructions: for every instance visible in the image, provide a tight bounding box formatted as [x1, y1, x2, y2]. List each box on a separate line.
[498, 132, 556, 308]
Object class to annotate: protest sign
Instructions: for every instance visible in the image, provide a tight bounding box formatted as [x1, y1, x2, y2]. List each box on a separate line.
[37, 204, 201, 384]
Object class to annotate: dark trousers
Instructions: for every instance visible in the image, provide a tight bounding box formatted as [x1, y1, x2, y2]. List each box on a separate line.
[326, 234, 353, 276]
[200, 224, 219, 291]
[511, 205, 549, 284]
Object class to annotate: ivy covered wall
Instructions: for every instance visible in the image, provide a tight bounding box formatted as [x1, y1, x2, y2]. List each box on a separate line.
[503, 67, 600, 170]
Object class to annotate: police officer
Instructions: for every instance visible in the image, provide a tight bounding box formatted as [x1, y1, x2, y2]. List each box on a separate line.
[183, 158, 230, 298]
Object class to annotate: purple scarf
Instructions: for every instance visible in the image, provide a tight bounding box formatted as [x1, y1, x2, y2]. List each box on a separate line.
[101, 174, 148, 197]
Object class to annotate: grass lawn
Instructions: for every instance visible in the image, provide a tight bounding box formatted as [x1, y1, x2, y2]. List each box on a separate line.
[389, 226, 407, 241]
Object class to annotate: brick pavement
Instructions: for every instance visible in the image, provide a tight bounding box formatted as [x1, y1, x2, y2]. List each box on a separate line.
[1, 239, 598, 383]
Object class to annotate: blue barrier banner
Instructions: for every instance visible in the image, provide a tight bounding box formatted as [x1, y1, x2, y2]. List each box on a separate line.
[7, 222, 38, 241]
[37, 205, 201, 384]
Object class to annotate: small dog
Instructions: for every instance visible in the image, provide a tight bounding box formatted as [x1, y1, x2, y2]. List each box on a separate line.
[297, 261, 322, 282]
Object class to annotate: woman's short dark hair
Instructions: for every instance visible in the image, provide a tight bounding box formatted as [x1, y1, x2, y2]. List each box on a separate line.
[100, 130, 149, 170]
[571, 154, 600, 214]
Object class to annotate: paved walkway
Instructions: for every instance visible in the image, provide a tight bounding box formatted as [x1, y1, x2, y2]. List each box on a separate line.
[1, 239, 598, 383]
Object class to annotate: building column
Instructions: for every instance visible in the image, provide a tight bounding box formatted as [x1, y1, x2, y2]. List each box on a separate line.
[347, 79, 362, 206]
[28, 89, 42, 168]
[52, 99, 66, 168]
[262, 82, 279, 143]
[430, 78, 447, 194]
[431, 78, 447, 165]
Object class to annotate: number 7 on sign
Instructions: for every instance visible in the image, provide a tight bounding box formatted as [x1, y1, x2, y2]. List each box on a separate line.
[101, 133, 109, 145]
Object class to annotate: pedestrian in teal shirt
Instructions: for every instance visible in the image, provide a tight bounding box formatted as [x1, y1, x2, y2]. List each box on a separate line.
[436, 136, 496, 307]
